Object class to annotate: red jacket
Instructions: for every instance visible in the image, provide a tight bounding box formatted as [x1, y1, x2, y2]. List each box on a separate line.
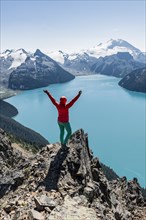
[47, 93, 80, 122]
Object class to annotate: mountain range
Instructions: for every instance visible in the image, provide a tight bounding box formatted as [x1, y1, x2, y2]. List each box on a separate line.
[47, 39, 146, 75]
[0, 39, 145, 90]
[47, 39, 146, 64]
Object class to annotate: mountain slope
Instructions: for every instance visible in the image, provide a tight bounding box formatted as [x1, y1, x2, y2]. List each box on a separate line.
[0, 99, 18, 117]
[119, 68, 146, 93]
[8, 49, 75, 90]
[91, 52, 145, 77]
[0, 129, 145, 219]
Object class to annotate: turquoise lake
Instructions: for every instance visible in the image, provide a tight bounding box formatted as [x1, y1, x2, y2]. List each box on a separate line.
[6, 75, 146, 187]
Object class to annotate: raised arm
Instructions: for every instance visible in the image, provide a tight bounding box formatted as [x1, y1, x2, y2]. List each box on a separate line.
[43, 90, 59, 107]
[66, 91, 82, 108]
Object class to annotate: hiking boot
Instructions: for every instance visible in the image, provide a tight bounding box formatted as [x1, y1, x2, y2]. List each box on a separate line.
[61, 143, 66, 148]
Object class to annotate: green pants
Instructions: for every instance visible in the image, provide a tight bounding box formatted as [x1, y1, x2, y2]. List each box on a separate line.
[58, 122, 72, 144]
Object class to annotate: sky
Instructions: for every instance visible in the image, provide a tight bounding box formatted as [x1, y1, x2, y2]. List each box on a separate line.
[1, 0, 146, 53]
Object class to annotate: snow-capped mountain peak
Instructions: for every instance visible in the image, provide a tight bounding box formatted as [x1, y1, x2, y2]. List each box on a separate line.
[97, 38, 141, 52]
[85, 38, 142, 60]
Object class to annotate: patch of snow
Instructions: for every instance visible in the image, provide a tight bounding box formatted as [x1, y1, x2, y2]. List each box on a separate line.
[7, 49, 27, 69]
[30, 57, 36, 61]
[47, 51, 66, 64]
[85, 45, 133, 59]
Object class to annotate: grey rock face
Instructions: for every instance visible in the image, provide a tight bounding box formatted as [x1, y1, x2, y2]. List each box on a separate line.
[0, 128, 145, 220]
[0, 128, 27, 198]
[34, 195, 57, 211]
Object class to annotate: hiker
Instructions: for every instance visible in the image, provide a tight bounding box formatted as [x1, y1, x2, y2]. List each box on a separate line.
[43, 90, 82, 146]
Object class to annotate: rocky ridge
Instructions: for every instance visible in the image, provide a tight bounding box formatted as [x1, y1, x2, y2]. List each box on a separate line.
[0, 128, 146, 220]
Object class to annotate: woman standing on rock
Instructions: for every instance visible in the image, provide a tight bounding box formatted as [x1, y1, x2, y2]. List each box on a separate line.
[43, 90, 82, 146]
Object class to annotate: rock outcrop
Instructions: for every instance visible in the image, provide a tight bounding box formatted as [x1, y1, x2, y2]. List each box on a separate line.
[0, 128, 146, 220]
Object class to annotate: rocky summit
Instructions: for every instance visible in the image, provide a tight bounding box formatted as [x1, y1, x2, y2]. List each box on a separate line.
[0, 128, 146, 220]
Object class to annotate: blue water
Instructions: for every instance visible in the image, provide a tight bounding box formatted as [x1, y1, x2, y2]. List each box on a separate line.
[6, 75, 146, 187]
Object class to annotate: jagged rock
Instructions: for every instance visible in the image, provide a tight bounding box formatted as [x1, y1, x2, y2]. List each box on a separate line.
[0, 129, 28, 198]
[48, 195, 98, 220]
[34, 195, 57, 211]
[4, 204, 12, 213]
[29, 209, 44, 220]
